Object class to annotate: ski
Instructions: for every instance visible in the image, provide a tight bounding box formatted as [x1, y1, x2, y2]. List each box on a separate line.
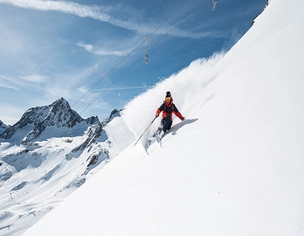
[155, 131, 165, 143]
[144, 127, 163, 151]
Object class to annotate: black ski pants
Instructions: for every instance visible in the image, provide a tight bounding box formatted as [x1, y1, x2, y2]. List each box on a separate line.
[161, 116, 172, 133]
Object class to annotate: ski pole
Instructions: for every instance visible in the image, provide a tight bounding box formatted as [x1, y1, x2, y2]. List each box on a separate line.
[134, 116, 157, 146]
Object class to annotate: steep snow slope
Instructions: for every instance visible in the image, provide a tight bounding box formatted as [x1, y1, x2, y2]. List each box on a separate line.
[24, 0, 304, 235]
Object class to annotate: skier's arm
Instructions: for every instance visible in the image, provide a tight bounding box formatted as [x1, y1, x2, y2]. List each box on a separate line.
[175, 111, 184, 120]
[155, 103, 164, 117]
[173, 105, 184, 121]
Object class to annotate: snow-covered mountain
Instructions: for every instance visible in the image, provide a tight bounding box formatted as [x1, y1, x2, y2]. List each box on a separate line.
[0, 97, 99, 145]
[0, 99, 133, 235]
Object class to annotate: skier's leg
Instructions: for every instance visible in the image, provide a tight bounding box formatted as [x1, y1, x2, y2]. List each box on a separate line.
[167, 120, 173, 130]
[162, 116, 172, 132]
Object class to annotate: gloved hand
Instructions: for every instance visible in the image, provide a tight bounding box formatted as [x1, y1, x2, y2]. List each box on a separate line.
[181, 117, 185, 121]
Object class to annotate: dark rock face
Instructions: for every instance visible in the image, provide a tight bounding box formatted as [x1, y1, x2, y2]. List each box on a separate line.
[0, 120, 7, 135]
[102, 108, 122, 126]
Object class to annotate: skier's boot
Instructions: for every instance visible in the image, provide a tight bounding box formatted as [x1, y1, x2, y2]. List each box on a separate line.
[156, 130, 165, 142]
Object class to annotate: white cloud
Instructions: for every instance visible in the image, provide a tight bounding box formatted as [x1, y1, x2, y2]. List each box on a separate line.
[20, 74, 49, 83]
[0, 83, 19, 91]
[0, 75, 23, 90]
[0, 0, 110, 21]
[77, 42, 94, 53]
[0, 0, 214, 39]
[77, 41, 130, 56]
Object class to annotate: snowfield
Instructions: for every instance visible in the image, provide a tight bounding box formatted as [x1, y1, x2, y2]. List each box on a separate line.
[2, 0, 304, 235]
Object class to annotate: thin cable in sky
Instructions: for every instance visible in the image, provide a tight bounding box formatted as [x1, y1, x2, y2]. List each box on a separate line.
[76, 0, 205, 117]
[70, 0, 192, 109]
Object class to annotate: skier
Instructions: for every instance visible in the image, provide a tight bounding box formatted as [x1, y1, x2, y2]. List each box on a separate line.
[155, 91, 185, 138]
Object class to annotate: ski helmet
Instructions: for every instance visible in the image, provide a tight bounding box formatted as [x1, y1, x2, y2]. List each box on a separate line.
[166, 91, 171, 98]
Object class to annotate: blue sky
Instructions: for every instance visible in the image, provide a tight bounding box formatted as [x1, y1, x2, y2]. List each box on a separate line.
[0, 0, 266, 125]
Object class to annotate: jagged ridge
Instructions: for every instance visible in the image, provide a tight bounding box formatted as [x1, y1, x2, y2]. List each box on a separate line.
[0, 97, 99, 144]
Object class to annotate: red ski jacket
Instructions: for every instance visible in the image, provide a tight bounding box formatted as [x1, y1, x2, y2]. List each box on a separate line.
[156, 98, 183, 121]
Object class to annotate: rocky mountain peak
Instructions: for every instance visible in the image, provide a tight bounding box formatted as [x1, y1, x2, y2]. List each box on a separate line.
[0, 98, 100, 143]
